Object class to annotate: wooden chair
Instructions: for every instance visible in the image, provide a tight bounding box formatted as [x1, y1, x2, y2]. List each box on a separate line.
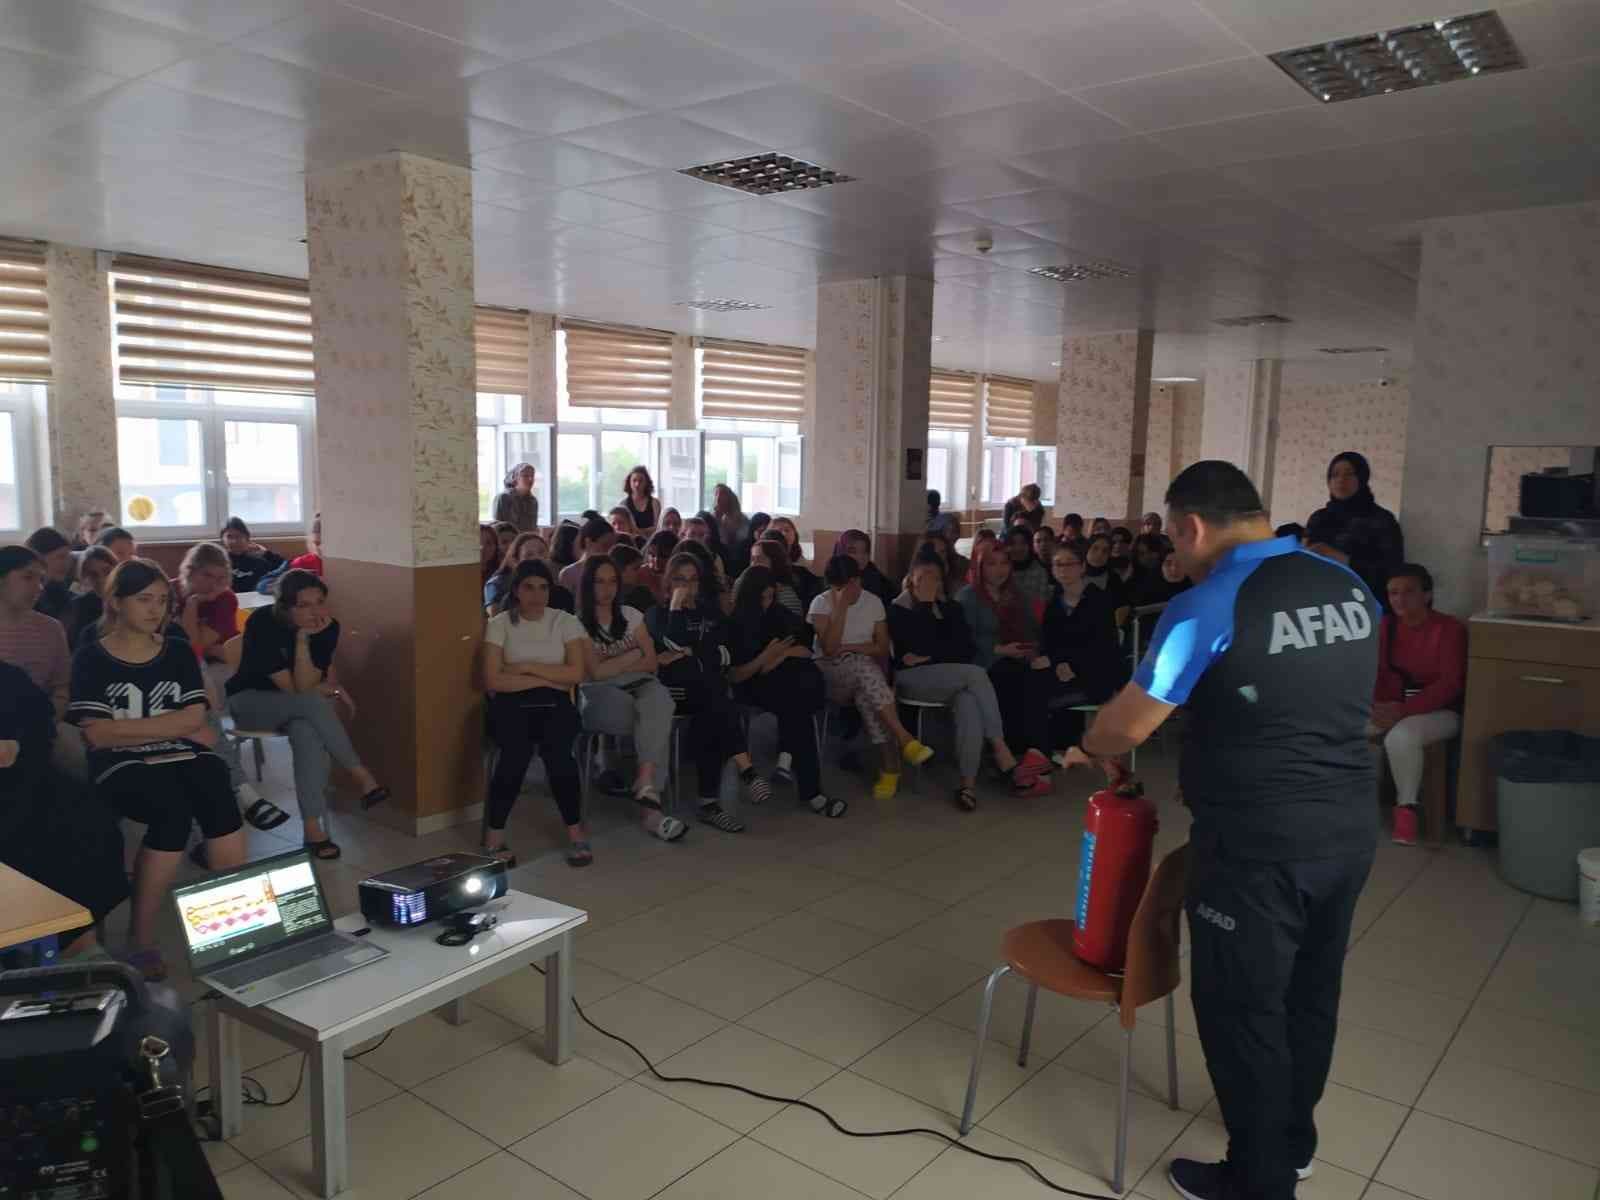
[958, 842, 1190, 1195]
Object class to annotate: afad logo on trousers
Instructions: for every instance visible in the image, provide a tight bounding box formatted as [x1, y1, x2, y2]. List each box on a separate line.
[1267, 589, 1373, 655]
[1194, 902, 1237, 932]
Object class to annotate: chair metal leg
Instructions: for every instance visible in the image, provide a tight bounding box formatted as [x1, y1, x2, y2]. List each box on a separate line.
[1164, 992, 1179, 1110]
[1113, 1025, 1132, 1195]
[251, 739, 265, 781]
[913, 707, 925, 793]
[959, 964, 1011, 1135]
[1017, 981, 1039, 1067]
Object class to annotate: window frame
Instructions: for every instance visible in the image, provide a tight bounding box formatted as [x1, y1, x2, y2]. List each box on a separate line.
[926, 427, 969, 514]
[696, 415, 802, 515]
[982, 437, 1026, 505]
[0, 382, 41, 538]
[113, 385, 316, 542]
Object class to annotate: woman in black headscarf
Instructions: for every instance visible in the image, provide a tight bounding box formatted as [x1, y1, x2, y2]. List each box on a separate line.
[1306, 451, 1405, 602]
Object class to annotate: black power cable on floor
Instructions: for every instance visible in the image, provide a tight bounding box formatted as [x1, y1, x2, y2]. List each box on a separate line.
[530, 964, 1119, 1200]
[193, 1029, 395, 1137]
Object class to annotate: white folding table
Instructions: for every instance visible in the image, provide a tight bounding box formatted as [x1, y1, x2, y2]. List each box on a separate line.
[204, 890, 586, 1198]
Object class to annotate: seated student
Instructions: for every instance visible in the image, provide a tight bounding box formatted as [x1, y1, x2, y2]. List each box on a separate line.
[1005, 525, 1052, 605]
[1041, 543, 1128, 746]
[550, 520, 582, 570]
[174, 542, 238, 666]
[607, 543, 658, 612]
[966, 528, 998, 584]
[1274, 521, 1307, 544]
[72, 508, 110, 551]
[768, 517, 821, 606]
[1002, 483, 1046, 531]
[257, 514, 325, 595]
[68, 559, 248, 980]
[66, 546, 115, 650]
[0, 661, 129, 961]
[659, 506, 683, 537]
[925, 528, 970, 593]
[956, 545, 1056, 775]
[559, 516, 616, 595]
[481, 559, 588, 866]
[485, 532, 551, 610]
[26, 528, 74, 620]
[727, 565, 844, 818]
[643, 529, 679, 593]
[1140, 512, 1163, 538]
[749, 535, 806, 617]
[478, 524, 502, 590]
[1083, 532, 1130, 613]
[0, 546, 68, 726]
[492, 521, 519, 561]
[1089, 516, 1112, 536]
[733, 510, 771, 578]
[574, 557, 683, 844]
[1371, 563, 1467, 846]
[891, 553, 1049, 810]
[607, 505, 641, 546]
[645, 551, 772, 832]
[226, 569, 390, 859]
[926, 489, 961, 543]
[1158, 544, 1193, 597]
[808, 554, 934, 800]
[686, 509, 738, 579]
[98, 526, 137, 563]
[219, 517, 284, 592]
[1030, 525, 1057, 572]
[676, 527, 734, 612]
[1059, 512, 1085, 542]
[833, 529, 895, 606]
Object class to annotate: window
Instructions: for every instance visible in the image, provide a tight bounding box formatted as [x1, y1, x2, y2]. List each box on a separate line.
[111, 257, 314, 537]
[699, 417, 801, 514]
[927, 428, 968, 509]
[983, 441, 1024, 505]
[981, 375, 1037, 507]
[555, 328, 666, 518]
[476, 393, 519, 520]
[0, 382, 41, 535]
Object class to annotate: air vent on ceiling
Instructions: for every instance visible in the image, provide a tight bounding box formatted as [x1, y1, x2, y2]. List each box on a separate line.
[1214, 313, 1293, 327]
[1319, 345, 1390, 354]
[676, 298, 771, 313]
[1271, 10, 1523, 103]
[680, 153, 853, 196]
[1029, 260, 1134, 283]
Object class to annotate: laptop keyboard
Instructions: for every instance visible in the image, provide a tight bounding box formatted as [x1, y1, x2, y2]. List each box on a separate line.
[209, 933, 347, 989]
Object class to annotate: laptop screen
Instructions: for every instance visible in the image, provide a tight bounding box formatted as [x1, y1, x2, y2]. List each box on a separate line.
[173, 849, 332, 974]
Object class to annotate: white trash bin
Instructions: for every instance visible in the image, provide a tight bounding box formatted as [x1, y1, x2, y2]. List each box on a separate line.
[1581, 848, 1600, 926]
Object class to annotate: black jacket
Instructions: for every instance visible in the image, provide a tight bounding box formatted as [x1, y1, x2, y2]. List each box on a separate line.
[1040, 585, 1126, 703]
[887, 598, 976, 671]
[645, 601, 729, 697]
[860, 563, 895, 607]
[1306, 496, 1404, 603]
[728, 602, 812, 668]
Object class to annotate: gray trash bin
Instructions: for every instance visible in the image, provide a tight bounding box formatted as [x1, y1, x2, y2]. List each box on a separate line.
[1494, 731, 1600, 899]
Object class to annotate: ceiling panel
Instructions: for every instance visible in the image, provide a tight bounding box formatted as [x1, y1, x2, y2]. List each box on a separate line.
[890, 161, 1055, 207]
[522, 27, 779, 108]
[148, 47, 398, 122]
[425, 63, 646, 135]
[1148, 105, 1362, 168]
[1012, 137, 1193, 190]
[85, 0, 320, 40]
[916, 95, 1131, 159]
[0, 43, 125, 109]
[473, 138, 655, 187]
[277, 101, 534, 169]
[1072, 54, 1314, 132]
[819, 47, 1059, 124]
[561, 114, 764, 172]
[675, 84, 906, 152]
[342, 0, 651, 59]
[576, 170, 738, 213]
[1500, 0, 1600, 68]
[1195, 0, 1487, 54]
[0, 0, 212, 75]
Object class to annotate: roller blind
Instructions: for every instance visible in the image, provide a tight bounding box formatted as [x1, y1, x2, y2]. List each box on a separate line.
[985, 375, 1034, 440]
[0, 238, 49, 383]
[111, 255, 314, 395]
[698, 338, 807, 422]
[929, 369, 978, 430]
[474, 307, 529, 395]
[562, 321, 672, 410]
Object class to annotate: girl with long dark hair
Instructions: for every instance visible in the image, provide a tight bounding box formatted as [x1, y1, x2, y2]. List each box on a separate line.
[620, 465, 661, 534]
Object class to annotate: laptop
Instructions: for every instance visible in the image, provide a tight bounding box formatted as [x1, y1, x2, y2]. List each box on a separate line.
[173, 848, 387, 1007]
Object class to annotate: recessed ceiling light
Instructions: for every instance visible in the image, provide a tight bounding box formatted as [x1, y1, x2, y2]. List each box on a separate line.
[1050, 360, 1061, 367]
[1318, 345, 1390, 354]
[1271, 10, 1523, 103]
[1153, 376, 1199, 382]
[679, 153, 853, 196]
[932, 335, 949, 342]
[1214, 313, 1293, 327]
[1029, 260, 1134, 283]
[676, 298, 771, 312]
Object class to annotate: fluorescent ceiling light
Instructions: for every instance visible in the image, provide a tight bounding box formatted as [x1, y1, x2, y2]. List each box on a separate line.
[1153, 376, 1198, 382]
[1271, 10, 1523, 103]
[1214, 313, 1292, 327]
[1318, 345, 1390, 354]
[680, 153, 853, 196]
[676, 298, 771, 312]
[1029, 260, 1134, 283]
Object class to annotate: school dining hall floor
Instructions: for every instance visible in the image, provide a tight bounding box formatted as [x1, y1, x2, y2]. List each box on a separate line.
[128, 732, 1600, 1200]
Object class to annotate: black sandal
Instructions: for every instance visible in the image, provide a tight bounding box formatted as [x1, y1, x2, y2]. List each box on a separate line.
[360, 786, 390, 810]
[955, 786, 978, 812]
[808, 795, 849, 819]
[304, 838, 341, 860]
[243, 797, 291, 831]
[565, 841, 593, 867]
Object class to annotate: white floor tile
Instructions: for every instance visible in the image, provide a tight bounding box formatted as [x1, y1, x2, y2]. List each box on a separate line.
[412, 1039, 625, 1146]
[218, 1162, 296, 1199]
[1377, 1110, 1599, 1200]
[805, 880, 951, 936]
[731, 910, 886, 973]
[1054, 1019, 1214, 1114]
[510, 1081, 737, 1200]
[825, 937, 987, 1012]
[852, 1015, 1044, 1122]
[653, 1138, 864, 1200]
[569, 983, 727, 1079]
[342, 1003, 527, 1089]
[412, 1151, 585, 1200]
[576, 909, 723, 981]
[1416, 1052, 1600, 1165]
[929, 972, 1108, 1063]
[469, 957, 631, 1029]
[1327, 1021, 1445, 1106]
[1449, 1004, 1600, 1094]
[639, 1024, 839, 1132]
[647, 943, 812, 1020]
[1136, 1118, 1366, 1200]
[742, 978, 921, 1067]
[896, 1127, 1113, 1200]
[1334, 970, 1472, 1050]
[666, 882, 803, 939]
[224, 1054, 399, 1161]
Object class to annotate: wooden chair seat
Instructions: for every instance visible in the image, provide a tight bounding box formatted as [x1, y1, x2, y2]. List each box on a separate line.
[1000, 919, 1121, 1004]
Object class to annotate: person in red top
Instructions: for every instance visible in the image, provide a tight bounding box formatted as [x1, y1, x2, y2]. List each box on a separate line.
[1370, 562, 1466, 845]
[175, 542, 238, 664]
[289, 514, 322, 576]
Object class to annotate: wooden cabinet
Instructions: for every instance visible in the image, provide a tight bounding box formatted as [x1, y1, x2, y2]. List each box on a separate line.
[1457, 616, 1600, 832]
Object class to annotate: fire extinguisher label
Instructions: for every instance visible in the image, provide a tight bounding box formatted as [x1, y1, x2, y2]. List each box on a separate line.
[1076, 831, 1096, 929]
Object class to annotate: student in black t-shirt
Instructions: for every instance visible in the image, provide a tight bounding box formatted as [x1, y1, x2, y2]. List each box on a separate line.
[67, 558, 247, 980]
[226, 570, 389, 859]
[220, 517, 284, 592]
[25, 526, 74, 621]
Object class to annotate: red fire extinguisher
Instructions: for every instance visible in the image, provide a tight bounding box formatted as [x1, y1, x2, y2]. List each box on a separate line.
[1073, 760, 1159, 973]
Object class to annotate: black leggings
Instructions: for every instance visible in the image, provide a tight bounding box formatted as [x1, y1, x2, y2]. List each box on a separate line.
[97, 755, 241, 853]
[488, 690, 582, 829]
[988, 658, 1058, 757]
[672, 680, 746, 801]
[739, 659, 825, 800]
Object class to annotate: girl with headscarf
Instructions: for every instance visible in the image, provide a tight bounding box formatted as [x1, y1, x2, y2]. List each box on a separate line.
[1306, 451, 1405, 602]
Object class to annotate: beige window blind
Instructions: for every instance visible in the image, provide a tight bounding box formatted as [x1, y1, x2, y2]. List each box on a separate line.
[474, 307, 530, 395]
[699, 338, 807, 422]
[985, 375, 1035, 440]
[929, 369, 978, 430]
[111, 255, 314, 395]
[562, 321, 672, 410]
[0, 238, 50, 383]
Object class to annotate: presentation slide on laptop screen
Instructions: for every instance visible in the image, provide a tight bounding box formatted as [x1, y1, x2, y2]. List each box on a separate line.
[177, 858, 328, 972]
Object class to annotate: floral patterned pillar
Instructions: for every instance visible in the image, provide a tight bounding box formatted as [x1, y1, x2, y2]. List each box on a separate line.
[305, 153, 483, 833]
[1056, 330, 1153, 521]
[44, 244, 118, 529]
[1200, 355, 1281, 508]
[810, 276, 933, 578]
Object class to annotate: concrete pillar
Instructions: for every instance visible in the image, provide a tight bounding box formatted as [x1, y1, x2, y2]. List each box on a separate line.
[1056, 330, 1153, 522]
[1144, 382, 1176, 515]
[526, 312, 557, 424]
[1200, 356, 1280, 506]
[810, 276, 933, 577]
[43, 244, 118, 529]
[669, 334, 696, 430]
[305, 153, 482, 835]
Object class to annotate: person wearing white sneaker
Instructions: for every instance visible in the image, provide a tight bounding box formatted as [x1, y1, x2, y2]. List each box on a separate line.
[1061, 463, 1381, 1200]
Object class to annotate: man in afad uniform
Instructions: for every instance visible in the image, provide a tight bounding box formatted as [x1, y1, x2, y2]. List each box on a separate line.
[1061, 460, 1378, 1200]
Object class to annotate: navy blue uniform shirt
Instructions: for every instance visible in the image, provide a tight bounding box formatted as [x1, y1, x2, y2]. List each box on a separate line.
[1134, 536, 1380, 861]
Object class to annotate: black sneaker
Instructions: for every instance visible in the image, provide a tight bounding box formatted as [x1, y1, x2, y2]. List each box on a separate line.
[596, 769, 630, 796]
[1168, 1159, 1233, 1200]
